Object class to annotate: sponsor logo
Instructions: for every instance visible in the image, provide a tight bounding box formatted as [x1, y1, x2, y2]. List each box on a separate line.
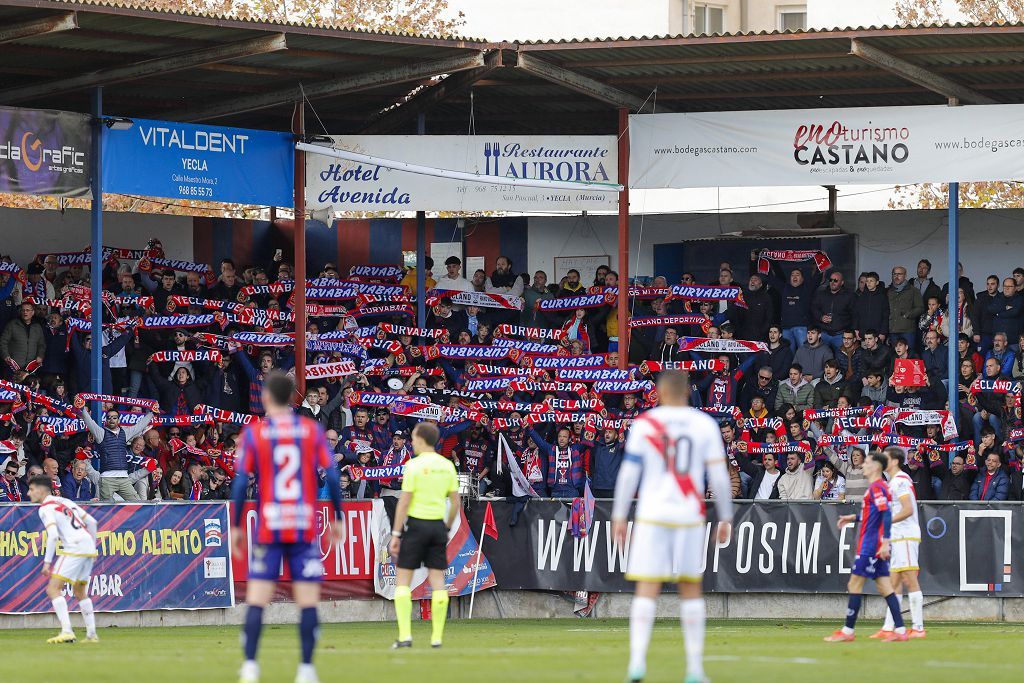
[203, 557, 227, 579]
[204, 518, 222, 547]
[203, 588, 228, 597]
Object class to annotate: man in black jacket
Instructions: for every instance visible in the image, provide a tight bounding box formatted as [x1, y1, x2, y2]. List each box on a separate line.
[940, 455, 977, 500]
[741, 274, 773, 342]
[737, 449, 782, 500]
[205, 351, 245, 414]
[975, 275, 1000, 352]
[811, 271, 855, 353]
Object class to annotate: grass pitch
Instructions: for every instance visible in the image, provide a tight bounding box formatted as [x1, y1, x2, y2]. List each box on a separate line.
[5, 618, 1021, 683]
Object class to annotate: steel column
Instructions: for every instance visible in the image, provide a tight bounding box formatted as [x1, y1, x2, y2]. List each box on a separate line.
[293, 101, 307, 399]
[947, 182, 959, 432]
[416, 113, 427, 329]
[89, 87, 104, 417]
[616, 107, 630, 369]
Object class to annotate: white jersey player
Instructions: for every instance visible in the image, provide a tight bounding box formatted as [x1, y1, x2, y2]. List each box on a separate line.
[875, 447, 926, 639]
[612, 371, 734, 683]
[27, 476, 100, 644]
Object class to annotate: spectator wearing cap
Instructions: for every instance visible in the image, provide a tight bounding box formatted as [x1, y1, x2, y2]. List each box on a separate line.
[888, 265, 925, 350]
[14, 261, 55, 304]
[400, 256, 436, 295]
[436, 256, 473, 293]
[810, 270, 854, 352]
[793, 326, 834, 381]
[0, 302, 45, 379]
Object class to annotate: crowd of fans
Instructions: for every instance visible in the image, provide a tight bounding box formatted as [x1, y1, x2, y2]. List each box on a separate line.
[0, 241, 1021, 506]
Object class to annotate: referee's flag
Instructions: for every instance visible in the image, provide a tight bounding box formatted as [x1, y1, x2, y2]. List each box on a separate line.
[483, 502, 498, 540]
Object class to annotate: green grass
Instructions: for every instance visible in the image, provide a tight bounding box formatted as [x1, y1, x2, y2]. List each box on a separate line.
[5, 618, 1021, 683]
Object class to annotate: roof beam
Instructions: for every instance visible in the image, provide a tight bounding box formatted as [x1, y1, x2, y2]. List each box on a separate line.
[0, 33, 288, 104]
[360, 51, 503, 134]
[515, 52, 661, 113]
[168, 51, 488, 122]
[0, 11, 77, 45]
[849, 38, 997, 105]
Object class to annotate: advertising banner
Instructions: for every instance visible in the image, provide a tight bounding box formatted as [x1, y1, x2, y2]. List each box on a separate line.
[231, 501, 374, 582]
[305, 135, 617, 212]
[0, 502, 233, 613]
[370, 500, 495, 600]
[102, 118, 293, 205]
[468, 500, 1024, 596]
[0, 106, 90, 197]
[629, 104, 1024, 188]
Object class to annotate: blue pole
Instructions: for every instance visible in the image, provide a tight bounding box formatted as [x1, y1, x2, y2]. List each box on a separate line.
[90, 87, 104, 417]
[947, 182, 959, 433]
[416, 113, 427, 328]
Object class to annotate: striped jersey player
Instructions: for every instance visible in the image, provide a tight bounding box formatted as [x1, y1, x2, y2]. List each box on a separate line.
[231, 371, 344, 683]
[27, 477, 100, 644]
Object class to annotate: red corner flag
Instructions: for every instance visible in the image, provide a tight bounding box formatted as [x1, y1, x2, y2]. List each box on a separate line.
[483, 502, 499, 540]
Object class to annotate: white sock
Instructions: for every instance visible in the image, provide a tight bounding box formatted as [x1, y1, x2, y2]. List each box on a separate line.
[297, 663, 317, 681]
[240, 660, 259, 678]
[882, 593, 902, 631]
[628, 596, 656, 677]
[681, 599, 706, 681]
[908, 591, 924, 631]
[51, 596, 72, 634]
[79, 598, 96, 637]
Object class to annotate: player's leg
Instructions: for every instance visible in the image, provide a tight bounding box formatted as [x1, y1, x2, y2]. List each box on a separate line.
[623, 522, 666, 682]
[825, 574, 865, 641]
[676, 526, 708, 683]
[292, 581, 322, 683]
[627, 581, 661, 683]
[874, 575, 907, 641]
[426, 568, 449, 648]
[73, 559, 98, 642]
[902, 567, 924, 635]
[240, 579, 274, 681]
[393, 568, 416, 646]
[878, 569, 902, 636]
[45, 559, 75, 643]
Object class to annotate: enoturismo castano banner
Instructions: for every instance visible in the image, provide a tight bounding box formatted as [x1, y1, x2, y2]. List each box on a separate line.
[102, 118, 294, 206]
[0, 106, 90, 197]
[629, 104, 1024, 188]
[305, 135, 617, 212]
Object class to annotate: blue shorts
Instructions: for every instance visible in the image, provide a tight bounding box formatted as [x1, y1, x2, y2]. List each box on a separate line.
[852, 553, 889, 579]
[249, 541, 324, 582]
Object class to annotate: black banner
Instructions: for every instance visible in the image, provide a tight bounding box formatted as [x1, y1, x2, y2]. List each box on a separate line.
[467, 500, 1024, 596]
[0, 106, 91, 197]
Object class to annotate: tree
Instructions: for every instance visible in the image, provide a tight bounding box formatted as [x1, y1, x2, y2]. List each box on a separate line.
[891, 1, 1024, 208]
[1, 1, 463, 217]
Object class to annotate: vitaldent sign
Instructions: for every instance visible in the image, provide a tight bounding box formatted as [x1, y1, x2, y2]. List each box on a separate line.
[305, 135, 617, 212]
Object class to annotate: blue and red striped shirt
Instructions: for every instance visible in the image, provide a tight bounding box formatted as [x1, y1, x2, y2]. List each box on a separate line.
[235, 413, 332, 544]
[856, 479, 892, 558]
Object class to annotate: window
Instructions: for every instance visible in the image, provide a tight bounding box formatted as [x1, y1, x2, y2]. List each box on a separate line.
[694, 3, 725, 35]
[778, 5, 807, 32]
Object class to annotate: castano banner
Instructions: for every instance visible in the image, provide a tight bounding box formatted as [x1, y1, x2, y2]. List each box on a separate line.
[629, 104, 1024, 188]
[468, 500, 1023, 596]
[102, 118, 293, 205]
[232, 501, 374, 582]
[0, 106, 90, 197]
[0, 502, 233, 614]
[305, 135, 617, 212]
[370, 500, 495, 600]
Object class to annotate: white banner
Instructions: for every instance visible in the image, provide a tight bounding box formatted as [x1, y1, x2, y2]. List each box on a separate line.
[629, 104, 1024, 188]
[306, 135, 617, 211]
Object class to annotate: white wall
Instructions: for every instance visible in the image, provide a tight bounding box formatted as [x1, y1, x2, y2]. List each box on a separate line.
[807, 0, 967, 29]
[447, 0, 670, 41]
[0, 207, 194, 266]
[527, 208, 1024, 288]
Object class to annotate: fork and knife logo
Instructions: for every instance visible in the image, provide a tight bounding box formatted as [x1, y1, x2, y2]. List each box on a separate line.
[483, 141, 503, 175]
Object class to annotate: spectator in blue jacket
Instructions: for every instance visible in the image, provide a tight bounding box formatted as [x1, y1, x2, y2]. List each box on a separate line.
[969, 452, 1010, 501]
[581, 427, 625, 498]
[985, 332, 1016, 378]
[920, 330, 948, 386]
[62, 460, 95, 501]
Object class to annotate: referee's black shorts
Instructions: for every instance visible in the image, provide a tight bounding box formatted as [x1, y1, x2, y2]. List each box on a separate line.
[397, 517, 448, 570]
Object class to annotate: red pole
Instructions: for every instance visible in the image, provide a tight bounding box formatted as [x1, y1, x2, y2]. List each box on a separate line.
[617, 107, 630, 370]
[292, 100, 307, 398]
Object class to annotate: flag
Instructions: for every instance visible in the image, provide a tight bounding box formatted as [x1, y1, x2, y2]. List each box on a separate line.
[570, 480, 596, 539]
[483, 502, 498, 540]
[499, 433, 538, 498]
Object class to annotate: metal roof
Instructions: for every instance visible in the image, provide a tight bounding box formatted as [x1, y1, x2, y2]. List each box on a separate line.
[4, 2, 1024, 135]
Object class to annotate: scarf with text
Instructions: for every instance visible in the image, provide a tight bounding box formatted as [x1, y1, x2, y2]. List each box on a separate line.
[304, 361, 359, 380]
[149, 349, 222, 364]
[641, 359, 726, 373]
[0, 379, 76, 417]
[425, 289, 523, 310]
[494, 324, 566, 341]
[491, 338, 561, 355]
[377, 323, 448, 341]
[628, 315, 710, 330]
[536, 293, 611, 312]
[588, 286, 670, 300]
[755, 249, 832, 275]
[350, 265, 403, 281]
[73, 393, 159, 412]
[678, 337, 767, 353]
[666, 284, 747, 308]
[193, 404, 259, 425]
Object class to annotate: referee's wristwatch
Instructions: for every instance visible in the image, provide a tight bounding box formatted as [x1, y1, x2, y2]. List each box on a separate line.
[391, 530, 402, 538]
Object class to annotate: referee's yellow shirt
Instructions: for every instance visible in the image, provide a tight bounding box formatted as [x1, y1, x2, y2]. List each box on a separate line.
[401, 451, 459, 521]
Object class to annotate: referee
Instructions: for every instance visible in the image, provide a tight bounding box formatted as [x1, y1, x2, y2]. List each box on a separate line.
[389, 422, 460, 649]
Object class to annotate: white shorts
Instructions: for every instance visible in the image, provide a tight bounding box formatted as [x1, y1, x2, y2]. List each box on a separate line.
[52, 555, 96, 586]
[890, 539, 920, 573]
[625, 521, 705, 583]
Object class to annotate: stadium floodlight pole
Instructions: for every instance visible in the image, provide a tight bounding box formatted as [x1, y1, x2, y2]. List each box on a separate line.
[416, 113, 427, 329]
[947, 181, 959, 432]
[89, 86, 104, 420]
[295, 142, 624, 193]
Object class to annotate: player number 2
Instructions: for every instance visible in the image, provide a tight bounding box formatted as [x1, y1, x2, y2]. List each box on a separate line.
[273, 444, 301, 501]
